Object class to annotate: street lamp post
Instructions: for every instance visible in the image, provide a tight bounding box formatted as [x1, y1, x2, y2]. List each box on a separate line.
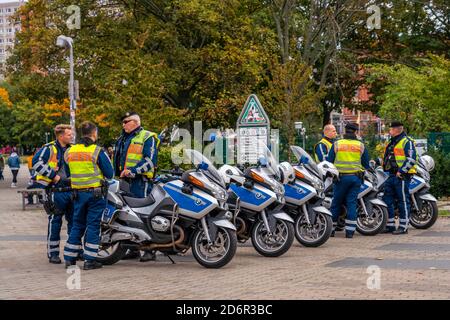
[56, 35, 76, 143]
[294, 121, 306, 149]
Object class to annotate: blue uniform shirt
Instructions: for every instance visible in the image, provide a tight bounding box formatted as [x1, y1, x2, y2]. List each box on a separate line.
[314, 137, 334, 162]
[32, 140, 70, 187]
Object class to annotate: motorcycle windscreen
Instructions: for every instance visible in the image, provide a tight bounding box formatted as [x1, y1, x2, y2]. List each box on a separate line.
[258, 145, 279, 178]
[290, 145, 323, 179]
[184, 149, 226, 188]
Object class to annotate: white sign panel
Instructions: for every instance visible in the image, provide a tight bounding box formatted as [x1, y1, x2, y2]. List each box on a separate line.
[237, 127, 268, 164]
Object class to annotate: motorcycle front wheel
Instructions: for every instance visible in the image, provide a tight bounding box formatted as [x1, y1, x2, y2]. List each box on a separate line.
[410, 200, 438, 229]
[191, 227, 237, 268]
[356, 204, 387, 236]
[251, 219, 294, 257]
[294, 212, 332, 247]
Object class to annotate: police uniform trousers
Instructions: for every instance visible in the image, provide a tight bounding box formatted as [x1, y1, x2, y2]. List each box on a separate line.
[383, 175, 411, 231]
[330, 175, 362, 236]
[63, 191, 106, 262]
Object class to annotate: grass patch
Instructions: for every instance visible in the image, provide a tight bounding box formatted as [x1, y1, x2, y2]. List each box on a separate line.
[439, 210, 450, 217]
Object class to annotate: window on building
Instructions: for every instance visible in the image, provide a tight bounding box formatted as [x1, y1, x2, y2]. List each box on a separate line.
[7, 8, 12, 13]
[7, 28, 12, 33]
[8, 38, 13, 42]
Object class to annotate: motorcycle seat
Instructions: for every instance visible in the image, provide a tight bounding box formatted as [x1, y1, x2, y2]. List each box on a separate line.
[122, 194, 156, 208]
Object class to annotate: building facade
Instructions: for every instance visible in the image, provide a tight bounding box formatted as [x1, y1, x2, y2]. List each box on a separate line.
[0, 1, 24, 75]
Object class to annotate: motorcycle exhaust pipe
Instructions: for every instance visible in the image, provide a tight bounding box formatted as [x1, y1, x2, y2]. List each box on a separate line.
[140, 225, 186, 250]
[236, 216, 246, 237]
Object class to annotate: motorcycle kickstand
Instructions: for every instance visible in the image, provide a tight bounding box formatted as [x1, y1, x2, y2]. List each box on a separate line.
[165, 254, 176, 264]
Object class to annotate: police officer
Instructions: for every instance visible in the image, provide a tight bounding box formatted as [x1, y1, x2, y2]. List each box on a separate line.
[32, 124, 74, 264]
[63, 121, 114, 270]
[314, 124, 337, 162]
[114, 112, 160, 262]
[327, 123, 370, 238]
[114, 112, 160, 197]
[382, 121, 417, 234]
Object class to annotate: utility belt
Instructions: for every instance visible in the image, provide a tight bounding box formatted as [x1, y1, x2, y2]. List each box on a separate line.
[72, 181, 108, 200]
[340, 171, 364, 180]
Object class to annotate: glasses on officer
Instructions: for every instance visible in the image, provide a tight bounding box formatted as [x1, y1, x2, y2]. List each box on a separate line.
[122, 119, 133, 125]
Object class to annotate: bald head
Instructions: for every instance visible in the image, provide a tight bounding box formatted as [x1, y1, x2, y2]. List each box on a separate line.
[323, 124, 337, 139]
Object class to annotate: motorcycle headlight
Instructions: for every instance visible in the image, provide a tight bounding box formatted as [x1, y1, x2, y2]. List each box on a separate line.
[212, 189, 227, 201]
[312, 179, 324, 193]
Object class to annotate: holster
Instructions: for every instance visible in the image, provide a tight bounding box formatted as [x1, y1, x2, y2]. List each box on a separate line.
[43, 189, 64, 216]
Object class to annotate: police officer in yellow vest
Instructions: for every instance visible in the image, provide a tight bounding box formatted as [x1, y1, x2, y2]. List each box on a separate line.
[63, 121, 114, 270]
[114, 112, 160, 198]
[382, 121, 417, 234]
[32, 124, 74, 264]
[114, 112, 160, 261]
[314, 124, 337, 162]
[327, 123, 371, 238]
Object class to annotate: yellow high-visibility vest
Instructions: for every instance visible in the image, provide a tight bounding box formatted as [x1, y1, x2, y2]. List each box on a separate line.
[125, 130, 160, 179]
[334, 139, 364, 173]
[391, 136, 417, 174]
[314, 138, 333, 162]
[36, 141, 58, 186]
[65, 144, 104, 189]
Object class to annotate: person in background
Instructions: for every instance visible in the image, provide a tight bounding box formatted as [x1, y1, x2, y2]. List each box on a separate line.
[7, 149, 20, 188]
[314, 124, 338, 163]
[0, 153, 5, 180]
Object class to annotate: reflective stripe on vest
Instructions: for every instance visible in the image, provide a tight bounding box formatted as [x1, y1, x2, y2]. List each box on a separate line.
[393, 137, 417, 174]
[36, 142, 58, 186]
[125, 130, 160, 179]
[314, 138, 333, 162]
[66, 144, 103, 189]
[334, 139, 364, 173]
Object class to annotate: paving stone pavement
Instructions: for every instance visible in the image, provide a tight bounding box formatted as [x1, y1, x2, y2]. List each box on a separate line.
[1, 165, 450, 300]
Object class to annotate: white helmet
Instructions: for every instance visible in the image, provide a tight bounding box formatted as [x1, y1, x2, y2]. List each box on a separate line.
[278, 162, 295, 184]
[419, 155, 435, 172]
[218, 165, 243, 184]
[317, 161, 339, 178]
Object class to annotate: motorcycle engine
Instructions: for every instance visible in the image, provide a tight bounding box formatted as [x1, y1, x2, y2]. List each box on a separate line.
[151, 216, 171, 232]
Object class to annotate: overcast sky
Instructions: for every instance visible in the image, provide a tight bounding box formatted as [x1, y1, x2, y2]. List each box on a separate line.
[0, 0, 24, 4]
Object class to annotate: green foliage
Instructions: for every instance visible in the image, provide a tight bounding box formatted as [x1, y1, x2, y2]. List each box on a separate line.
[427, 147, 450, 199]
[367, 55, 450, 135]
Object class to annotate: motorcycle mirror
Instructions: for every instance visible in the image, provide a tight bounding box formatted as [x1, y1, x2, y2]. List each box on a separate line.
[230, 175, 245, 186]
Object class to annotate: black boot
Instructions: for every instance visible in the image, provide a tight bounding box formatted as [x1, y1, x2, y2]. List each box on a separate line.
[392, 228, 408, 235]
[65, 260, 76, 268]
[140, 251, 156, 262]
[83, 260, 103, 270]
[49, 256, 62, 264]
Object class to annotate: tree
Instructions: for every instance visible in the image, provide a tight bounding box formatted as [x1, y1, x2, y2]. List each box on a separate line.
[368, 54, 450, 135]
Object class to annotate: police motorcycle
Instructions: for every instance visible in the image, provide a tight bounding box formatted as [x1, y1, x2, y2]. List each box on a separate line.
[376, 154, 438, 229]
[219, 146, 295, 257]
[285, 146, 335, 247]
[97, 149, 237, 269]
[323, 162, 388, 236]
